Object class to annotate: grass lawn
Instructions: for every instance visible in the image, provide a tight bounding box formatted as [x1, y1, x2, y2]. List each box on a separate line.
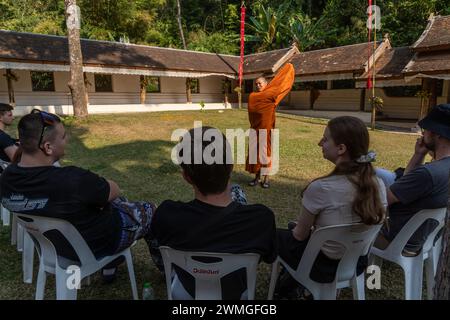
[0, 109, 424, 300]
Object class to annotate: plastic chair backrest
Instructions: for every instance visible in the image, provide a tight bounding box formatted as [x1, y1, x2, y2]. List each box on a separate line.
[15, 213, 97, 268]
[0, 159, 10, 171]
[383, 208, 447, 256]
[295, 223, 382, 286]
[159, 246, 260, 300]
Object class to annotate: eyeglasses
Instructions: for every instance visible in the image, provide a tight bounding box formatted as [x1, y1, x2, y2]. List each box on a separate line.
[30, 109, 60, 151]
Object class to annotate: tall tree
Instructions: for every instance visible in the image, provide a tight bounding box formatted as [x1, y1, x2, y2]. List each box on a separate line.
[175, 0, 191, 103]
[65, 0, 88, 118]
[176, 0, 187, 49]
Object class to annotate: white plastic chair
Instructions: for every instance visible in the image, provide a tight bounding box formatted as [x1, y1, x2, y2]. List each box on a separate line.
[0, 159, 11, 225]
[159, 246, 260, 300]
[431, 228, 444, 274]
[7, 212, 35, 283]
[15, 213, 138, 300]
[370, 207, 447, 300]
[1, 206, 34, 283]
[1, 204, 10, 226]
[268, 223, 382, 300]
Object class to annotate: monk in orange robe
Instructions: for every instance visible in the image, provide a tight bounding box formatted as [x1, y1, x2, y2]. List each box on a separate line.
[245, 63, 295, 188]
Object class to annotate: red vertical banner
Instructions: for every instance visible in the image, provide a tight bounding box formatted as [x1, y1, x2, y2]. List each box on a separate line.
[367, 0, 373, 89]
[239, 4, 246, 88]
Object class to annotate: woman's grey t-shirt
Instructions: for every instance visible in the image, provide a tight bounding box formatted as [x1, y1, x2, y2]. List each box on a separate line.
[302, 175, 387, 259]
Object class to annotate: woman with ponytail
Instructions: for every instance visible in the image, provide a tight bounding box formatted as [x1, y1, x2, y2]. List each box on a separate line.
[275, 116, 387, 297]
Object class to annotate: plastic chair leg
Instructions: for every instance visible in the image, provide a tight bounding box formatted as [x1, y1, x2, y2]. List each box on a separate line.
[56, 271, 78, 300]
[17, 224, 24, 252]
[352, 273, 366, 300]
[84, 276, 91, 286]
[35, 262, 47, 300]
[267, 260, 280, 300]
[124, 251, 138, 300]
[403, 258, 423, 300]
[368, 254, 383, 269]
[11, 214, 17, 245]
[1, 205, 10, 226]
[316, 283, 337, 300]
[425, 257, 435, 300]
[432, 238, 442, 275]
[23, 232, 35, 284]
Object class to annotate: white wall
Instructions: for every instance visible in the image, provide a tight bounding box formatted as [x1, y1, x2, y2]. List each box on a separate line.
[199, 76, 223, 94]
[290, 91, 310, 110]
[366, 88, 421, 119]
[54, 72, 70, 92]
[113, 74, 140, 93]
[314, 89, 361, 111]
[289, 87, 425, 119]
[0, 69, 233, 111]
[85, 73, 95, 93]
[11, 102, 232, 116]
[160, 77, 186, 93]
[0, 69, 7, 91]
[13, 70, 33, 92]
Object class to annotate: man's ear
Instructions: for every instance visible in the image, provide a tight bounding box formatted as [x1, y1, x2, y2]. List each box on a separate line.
[42, 141, 53, 156]
[337, 143, 347, 156]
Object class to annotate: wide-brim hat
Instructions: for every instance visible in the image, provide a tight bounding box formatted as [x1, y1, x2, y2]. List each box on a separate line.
[418, 104, 450, 140]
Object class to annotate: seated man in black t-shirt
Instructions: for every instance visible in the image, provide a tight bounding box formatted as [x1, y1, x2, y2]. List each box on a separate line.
[0, 103, 18, 164]
[151, 126, 277, 300]
[0, 110, 155, 281]
[374, 104, 450, 255]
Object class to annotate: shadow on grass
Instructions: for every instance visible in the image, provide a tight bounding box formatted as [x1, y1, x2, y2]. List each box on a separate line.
[0, 120, 408, 300]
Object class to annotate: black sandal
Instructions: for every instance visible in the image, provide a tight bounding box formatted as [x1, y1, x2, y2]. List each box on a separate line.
[248, 178, 260, 186]
[261, 181, 270, 188]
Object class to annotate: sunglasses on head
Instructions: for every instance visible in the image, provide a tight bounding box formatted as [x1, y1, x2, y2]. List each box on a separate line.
[30, 109, 61, 151]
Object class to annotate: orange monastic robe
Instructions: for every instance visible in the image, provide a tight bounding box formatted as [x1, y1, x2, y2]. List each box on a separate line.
[245, 63, 295, 174]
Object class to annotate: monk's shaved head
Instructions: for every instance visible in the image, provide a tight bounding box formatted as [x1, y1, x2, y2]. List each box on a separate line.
[255, 76, 268, 92]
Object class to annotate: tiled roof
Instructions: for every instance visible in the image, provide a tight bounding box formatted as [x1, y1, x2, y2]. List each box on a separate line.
[0, 30, 239, 75]
[291, 42, 383, 76]
[412, 15, 450, 52]
[243, 46, 299, 75]
[359, 47, 415, 79]
[403, 51, 450, 75]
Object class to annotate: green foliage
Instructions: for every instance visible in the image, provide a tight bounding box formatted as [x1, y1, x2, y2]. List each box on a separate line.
[187, 30, 238, 54]
[320, 0, 368, 47]
[285, 13, 331, 51]
[0, 0, 447, 54]
[381, 0, 450, 46]
[246, 2, 291, 51]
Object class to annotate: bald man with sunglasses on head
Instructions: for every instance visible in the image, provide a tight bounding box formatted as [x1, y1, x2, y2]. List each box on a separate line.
[0, 110, 156, 282]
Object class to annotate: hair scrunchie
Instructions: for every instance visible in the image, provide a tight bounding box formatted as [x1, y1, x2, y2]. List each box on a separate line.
[355, 150, 376, 163]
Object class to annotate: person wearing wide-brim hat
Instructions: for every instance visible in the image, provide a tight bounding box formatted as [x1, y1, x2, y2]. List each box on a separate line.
[375, 103, 450, 256]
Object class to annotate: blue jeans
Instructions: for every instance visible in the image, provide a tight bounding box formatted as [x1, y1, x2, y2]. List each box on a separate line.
[374, 168, 397, 188]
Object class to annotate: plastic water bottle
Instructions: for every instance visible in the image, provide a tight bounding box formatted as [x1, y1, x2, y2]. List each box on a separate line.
[142, 282, 155, 300]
